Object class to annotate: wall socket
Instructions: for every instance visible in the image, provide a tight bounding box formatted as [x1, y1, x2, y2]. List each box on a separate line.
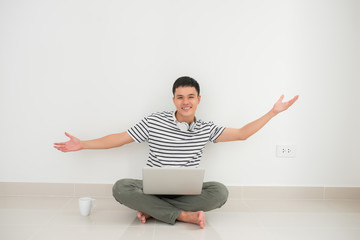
[276, 145, 296, 158]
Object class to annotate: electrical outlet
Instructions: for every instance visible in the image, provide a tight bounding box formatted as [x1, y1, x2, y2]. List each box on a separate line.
[276, 145, 296, 158]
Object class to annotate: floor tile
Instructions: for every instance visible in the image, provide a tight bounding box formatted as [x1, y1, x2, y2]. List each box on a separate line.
[245, 199, 360, 213]
[1, 196, 360, 240]
[256, 212, 360, 229]
[118, 226, 155, 240]
[207, 212, 263, 228]
[48, 209, 137, 227]
[0, 226, 41, 240]
[29, 226, 126, 240]
[154, 226, 222, 240]
[0, 209, 57, 226]
[267, 228, 360, 240]
[0, 196, 72, 209]
[213, 226, 272, 240]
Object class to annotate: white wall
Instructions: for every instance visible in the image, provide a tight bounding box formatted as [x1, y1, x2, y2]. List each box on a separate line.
[0, 0, 359, 186]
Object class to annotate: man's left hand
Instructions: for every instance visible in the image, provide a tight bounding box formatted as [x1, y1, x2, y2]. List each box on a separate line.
[272, 95, 299, 115]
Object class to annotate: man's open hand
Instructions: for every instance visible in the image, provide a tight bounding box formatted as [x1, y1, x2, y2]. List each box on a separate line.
[272, 95, 299, 115]
[54, 132, 83, 152]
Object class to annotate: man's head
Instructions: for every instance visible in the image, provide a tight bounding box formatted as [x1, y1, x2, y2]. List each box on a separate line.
[172, 76, 201, 123]
[172, 76, 200, 97]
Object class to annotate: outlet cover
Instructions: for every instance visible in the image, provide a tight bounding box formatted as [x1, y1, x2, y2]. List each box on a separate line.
[276, 145, 296, 158]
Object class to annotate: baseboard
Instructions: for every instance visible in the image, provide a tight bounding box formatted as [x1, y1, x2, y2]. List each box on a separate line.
[1, 182, 360, 200]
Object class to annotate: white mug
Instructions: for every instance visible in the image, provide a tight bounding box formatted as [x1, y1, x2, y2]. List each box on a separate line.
[78, 197, 96, 216]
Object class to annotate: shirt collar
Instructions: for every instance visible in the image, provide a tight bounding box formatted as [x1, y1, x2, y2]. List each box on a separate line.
[172, 111, 197, 124]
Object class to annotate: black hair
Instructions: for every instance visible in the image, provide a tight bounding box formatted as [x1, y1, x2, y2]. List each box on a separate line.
[172, 76, 200, 96]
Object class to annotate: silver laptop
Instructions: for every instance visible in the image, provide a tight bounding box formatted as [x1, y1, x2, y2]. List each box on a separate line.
[142, 167, 205, 195]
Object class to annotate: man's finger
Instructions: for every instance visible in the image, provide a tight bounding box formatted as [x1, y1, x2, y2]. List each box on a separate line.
[65, 132, 74, 139]
[288, 95, 299, 105]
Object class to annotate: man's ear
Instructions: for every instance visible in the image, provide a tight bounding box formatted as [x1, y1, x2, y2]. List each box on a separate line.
[198, 95, 201, 104]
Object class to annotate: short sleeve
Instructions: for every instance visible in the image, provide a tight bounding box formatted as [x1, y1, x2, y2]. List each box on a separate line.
[208, 122, 225, 143]
[127, 117, 150, 143]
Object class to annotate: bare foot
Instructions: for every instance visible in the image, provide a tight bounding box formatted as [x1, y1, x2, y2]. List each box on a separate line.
[137, 211, 151, 223]
[176, 211, 206, 229]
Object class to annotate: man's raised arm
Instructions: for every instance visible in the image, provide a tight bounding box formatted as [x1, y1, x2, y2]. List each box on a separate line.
[216, 95, 299, 142]
[54, 131, 134, 152]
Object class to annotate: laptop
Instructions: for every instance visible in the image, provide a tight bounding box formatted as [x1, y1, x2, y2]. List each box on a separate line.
[142, 167, 205, 195]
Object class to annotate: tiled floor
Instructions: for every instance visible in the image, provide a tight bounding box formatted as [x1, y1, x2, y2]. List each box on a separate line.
[1, 196, 360, 240]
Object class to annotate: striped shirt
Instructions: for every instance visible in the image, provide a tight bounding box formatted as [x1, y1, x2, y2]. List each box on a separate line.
[127, 111, 225, 168]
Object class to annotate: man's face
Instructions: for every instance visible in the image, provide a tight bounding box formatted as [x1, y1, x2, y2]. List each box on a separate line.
[173, 86, 201, 122]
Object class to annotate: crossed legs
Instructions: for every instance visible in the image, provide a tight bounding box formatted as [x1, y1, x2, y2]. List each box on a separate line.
[137, 210, 206, 228]
[112, 179, 228, 228]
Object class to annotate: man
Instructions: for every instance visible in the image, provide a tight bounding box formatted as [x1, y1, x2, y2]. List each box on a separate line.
[54, 76, 298, 228]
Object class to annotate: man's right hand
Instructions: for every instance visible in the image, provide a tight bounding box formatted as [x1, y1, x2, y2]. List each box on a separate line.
[54, 132, 83, 152]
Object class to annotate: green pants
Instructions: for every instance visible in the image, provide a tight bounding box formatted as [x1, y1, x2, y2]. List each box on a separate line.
[112, 179, 229, 225]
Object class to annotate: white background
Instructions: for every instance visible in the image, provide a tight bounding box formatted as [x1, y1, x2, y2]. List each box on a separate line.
[0, 0, 359, 186]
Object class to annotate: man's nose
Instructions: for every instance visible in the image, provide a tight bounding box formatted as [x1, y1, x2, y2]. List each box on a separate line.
[182, 98, 190, 104]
